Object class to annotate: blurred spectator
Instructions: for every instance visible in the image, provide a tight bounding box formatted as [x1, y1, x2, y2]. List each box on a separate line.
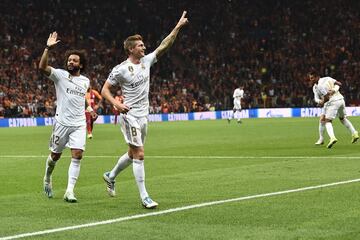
[1, 0, 360, 118]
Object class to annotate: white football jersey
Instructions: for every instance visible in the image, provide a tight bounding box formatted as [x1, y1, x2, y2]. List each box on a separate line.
[48, 67, 90, 126]
[312, 84, 322, 104]
[233, 88, 244, 100]
[106, 51, 157, 117]
[317, 77, 343, 102]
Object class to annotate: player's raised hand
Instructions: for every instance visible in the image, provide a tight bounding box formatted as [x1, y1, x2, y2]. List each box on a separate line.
[47, 32, 60, 48]
[176, 11, 189, 28]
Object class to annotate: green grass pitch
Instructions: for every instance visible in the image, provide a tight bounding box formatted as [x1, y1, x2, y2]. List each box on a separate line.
[1, 117, 360, 239]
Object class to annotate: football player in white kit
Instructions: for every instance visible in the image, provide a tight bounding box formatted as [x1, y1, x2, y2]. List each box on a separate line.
[312, 81, 326, 145]
[308, 71, 359, 148]
[101, 11, 188, 209]
[39, 32, 97, 202]
[228, 85, 244, 123]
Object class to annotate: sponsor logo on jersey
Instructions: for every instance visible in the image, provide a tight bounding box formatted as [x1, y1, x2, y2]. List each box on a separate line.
[130, 75, 149, 88]
[66, 86, 86, 97]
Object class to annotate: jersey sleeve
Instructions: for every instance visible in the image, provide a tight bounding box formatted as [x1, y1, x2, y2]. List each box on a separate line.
[317, 85, 328, 96]
[233, 89, 242, 98]
[328, 77, 336, 85]
[143, 51, 157, 67]
[239, 90, 244, 98]
[47, 67, 63, 82]
[313, 86, 321, 104]
[106, 67, 122, 86]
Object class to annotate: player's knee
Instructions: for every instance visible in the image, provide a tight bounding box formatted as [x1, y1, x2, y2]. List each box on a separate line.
[129, 145, 144, 160]
[127, 150, 133, 159]
[51, 152, 62, 161]
[132, 150, 144, 160]
[131, 148, 144, 160]
[71, 149, 83, 160]
[73, 154, 83, 160]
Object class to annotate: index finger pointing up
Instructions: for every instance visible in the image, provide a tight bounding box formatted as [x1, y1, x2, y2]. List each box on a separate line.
[182, 11, 187, 18]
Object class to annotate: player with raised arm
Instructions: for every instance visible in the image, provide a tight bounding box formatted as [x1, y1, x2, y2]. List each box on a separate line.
[308, 71, 359, 148]
[101, 11, 189, 209]
[228, 85, 244, 123]
[39, 32, 97, 202]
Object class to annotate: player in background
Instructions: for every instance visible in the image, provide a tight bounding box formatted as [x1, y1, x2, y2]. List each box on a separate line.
[39, 32, 97, 202]
[85, 86, 102, 139]
[308, 71, 359, 148]
[113, 90, 124, 125]
[228, 85, 244, 123]
[101, 11, 188, 209]
[312, 81, 326, 145]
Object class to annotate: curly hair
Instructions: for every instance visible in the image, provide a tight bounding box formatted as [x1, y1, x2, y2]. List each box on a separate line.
[63, 49, 87, 73]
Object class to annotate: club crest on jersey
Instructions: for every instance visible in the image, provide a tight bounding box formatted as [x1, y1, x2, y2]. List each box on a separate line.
[141, 63, 145, 69]
[128, 66, 134, 76]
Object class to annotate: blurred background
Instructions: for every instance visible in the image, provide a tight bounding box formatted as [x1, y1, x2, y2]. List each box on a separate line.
[1, 0, 360, 118]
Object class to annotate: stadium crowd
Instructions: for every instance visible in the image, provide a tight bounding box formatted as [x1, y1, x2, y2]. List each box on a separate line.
[1, 0, 360, 118]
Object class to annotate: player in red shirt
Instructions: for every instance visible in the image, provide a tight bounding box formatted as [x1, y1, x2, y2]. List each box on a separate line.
[113, 90, 124, 125]
[85, 87, 102, 139]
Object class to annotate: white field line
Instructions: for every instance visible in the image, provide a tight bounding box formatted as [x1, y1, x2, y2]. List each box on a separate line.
[1, 178, 360, 240]
[1, 155, 360, 159]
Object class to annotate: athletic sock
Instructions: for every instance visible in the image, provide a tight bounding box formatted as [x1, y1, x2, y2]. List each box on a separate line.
[44, 154, 56, 183]
[325, 122, 336, 139]
[132, 159, 148, 200]
[66, 158, 81, 193]
[109, 153, 133, 180]
[319, 122, 325, 141]
[342, 118, 356, 134]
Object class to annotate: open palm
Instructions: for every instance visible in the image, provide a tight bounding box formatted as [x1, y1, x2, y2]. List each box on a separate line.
[47, 32, 60, 47]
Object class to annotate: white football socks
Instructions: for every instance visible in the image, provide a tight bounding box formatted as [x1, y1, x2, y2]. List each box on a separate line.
[319, 122, 325, 141]
[66, 158, 81, 193]
[44, 155, 56, 183]
[325, 122, 336, 139]
[341, 118, 356, 134]
[109, 152, 133, 180]
[132, 159, 148, 200]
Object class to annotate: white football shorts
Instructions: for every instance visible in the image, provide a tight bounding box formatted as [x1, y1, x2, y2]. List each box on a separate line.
[324, 99, 346, 120]
[119, 114, 148, 147]
[233, 99, 241, 110]
[49, 121, 86, 153]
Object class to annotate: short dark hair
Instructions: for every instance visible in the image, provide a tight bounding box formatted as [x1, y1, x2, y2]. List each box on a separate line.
[64, 49, 87, 73]
[307, 67, 318, 77]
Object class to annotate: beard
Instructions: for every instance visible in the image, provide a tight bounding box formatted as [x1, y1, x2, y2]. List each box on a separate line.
[67, 65, 81, 75]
